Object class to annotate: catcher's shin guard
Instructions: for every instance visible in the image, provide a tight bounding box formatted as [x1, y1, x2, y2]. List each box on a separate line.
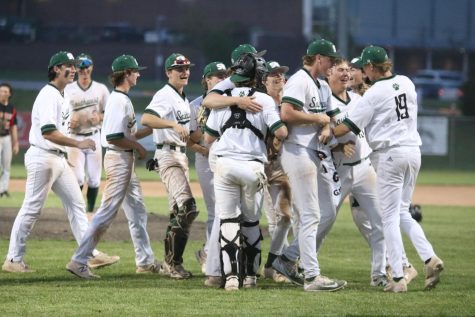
[164, 199, 200, 265]
[241, 220, 262, 277]
[220, 217, 242, 283]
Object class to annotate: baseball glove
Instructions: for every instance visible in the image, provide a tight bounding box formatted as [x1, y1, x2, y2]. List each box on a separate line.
[146, 158, 159, 172]
[409, 204, 422, 222]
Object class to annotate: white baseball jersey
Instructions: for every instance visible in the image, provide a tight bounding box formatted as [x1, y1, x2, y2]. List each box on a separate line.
[330, 91, 372, 166]
[29, 84, 69, 153]
[65, 81, 109, 134]
[281, 69, 333, 150]
[209, 77, 234, 95]
[101, 90, 137, 150]
[145, 84, 191, 147]
[189, 95, 203, 134]
[344, 75, 422, 151]
[205, 87, 283, 163]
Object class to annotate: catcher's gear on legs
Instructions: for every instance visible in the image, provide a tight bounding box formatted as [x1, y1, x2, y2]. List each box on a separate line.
[241, 220, 262, 277]
[220, 217, 242, 287]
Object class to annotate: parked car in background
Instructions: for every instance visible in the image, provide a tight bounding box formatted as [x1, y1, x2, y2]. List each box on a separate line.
[413, 69, 464, 102]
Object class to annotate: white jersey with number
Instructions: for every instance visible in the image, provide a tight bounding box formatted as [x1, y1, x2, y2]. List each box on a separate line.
[205, 87, 284, 163]
[331, 91, 372, 166]
[281, 69, 333, 150]
[101, 90, 137, 150]
[65, 81, 109, 134]
[344, 74, 421, 151]
[29, 84, 69, 152]
[145, 84, 191, 147]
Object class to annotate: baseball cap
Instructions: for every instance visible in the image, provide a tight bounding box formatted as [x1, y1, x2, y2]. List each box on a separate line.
[203, 61, 227, 77]
[230, 44, 266, 64]
[111, 54, 147, 72]
[48, 51, 76, 68]
[360, 46, 388, 65]
[265, 61, 289, 75]
[306, 39, 339, 58]
[165, 53, 194, 70]
[77, 53, 93, 69]
[350, 57, 364, 69]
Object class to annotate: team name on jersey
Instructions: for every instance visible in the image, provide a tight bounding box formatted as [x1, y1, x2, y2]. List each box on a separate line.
[70, 97, 100, 111]
[336, 112, 365, 139]
[308, 97, 327, 113]
[176, 110, 190, 125]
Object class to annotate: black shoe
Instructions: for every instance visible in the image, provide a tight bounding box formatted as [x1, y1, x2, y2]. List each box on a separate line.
[3, 191, 10, 198]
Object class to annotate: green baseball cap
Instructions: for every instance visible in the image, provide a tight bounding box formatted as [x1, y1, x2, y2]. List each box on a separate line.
[306, 39, 339, 57]
[77, 53, 93, 69]
[360, 46, 388, 65]
[111, 54, 146, 72]
[265, 61, 289, 75]
[230, 44, 266, 64]
[203, 61, 227, 77]
[48, 51, 77, 68]
[165, 53, 194, 70]
[350, 57, 364, 69]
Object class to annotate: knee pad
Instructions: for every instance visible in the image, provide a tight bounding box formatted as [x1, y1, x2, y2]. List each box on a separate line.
[220, 217, 241, 278]
[172, 198, 199, 232]
[241, 220, 262, 276]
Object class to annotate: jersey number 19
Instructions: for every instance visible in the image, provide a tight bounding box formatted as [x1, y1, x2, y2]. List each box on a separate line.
[395, 93, 409, 121]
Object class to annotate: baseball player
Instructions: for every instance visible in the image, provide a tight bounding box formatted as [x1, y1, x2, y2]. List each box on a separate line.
[333, 46, 444, 292]
[347, 57, 419, 285]
[259, 61, 293, 283]
[187, 61, 227, 277]
[64, 53, 109, 219]
[0, 83, 19, 198]
[67, 54, 160, 279]
[2, 51, 118, 273]
[327, 58, 387, 286]
[141, 53, 198, 279]
[204, 52, 288, 291]
[271, 39, 346, 292]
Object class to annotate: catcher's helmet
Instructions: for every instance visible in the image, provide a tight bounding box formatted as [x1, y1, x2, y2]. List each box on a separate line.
[230, 53, 268, 85]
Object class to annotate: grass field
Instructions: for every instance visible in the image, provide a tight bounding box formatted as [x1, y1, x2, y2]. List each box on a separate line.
[0, 204, 474, 316]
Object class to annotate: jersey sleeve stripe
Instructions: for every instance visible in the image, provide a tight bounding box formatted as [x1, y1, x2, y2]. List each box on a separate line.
[106, 132, 125, 141]
[204, 125, 220, 137]
[40, 124, 57, 134]
[144, 109, 161, 117]
[327, 108, 341, 117]
[281, 96, 303, 108]
[342, 118, 361, 135]
[269, 121, 285, 134]
[209, 89, 224, 95]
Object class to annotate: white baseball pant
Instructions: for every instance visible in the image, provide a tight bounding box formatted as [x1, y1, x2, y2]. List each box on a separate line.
[67, 131, 102, 188]
[195, 152, 215, 253]
[0, 135, 12, 193]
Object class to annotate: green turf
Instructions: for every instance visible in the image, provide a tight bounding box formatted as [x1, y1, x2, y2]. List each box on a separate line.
[0, 205, 474, 316]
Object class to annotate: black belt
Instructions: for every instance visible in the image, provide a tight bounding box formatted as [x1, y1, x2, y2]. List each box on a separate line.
[32, 144, 66, 156]
[107, 148, 133, 153]
[0, 133, 10, 137]
[343, 156, 369, 167]
[156, 144, 186, 153]
[74, 130, 100, 137]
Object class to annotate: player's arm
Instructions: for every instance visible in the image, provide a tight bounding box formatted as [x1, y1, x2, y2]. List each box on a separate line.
[141, 112, 189, 142]
[11, 109, 19, 155]
[108, 136, 147, 160]
[187, 130, 209, 156]
[43, 129, 95, 150]
[202, 91, 262, 113]
[133, 126, 152, 140]
[280, 102, 329, 126]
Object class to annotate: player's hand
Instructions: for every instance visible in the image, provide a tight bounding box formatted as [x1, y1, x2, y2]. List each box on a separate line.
[135, 143, 147, 160]
[237, 96, 262, 113]
[318, 125, 332, 144]
[77, 139, 96, 151]
[69, 118, 79, 129]
[342, 141, 356, 158]
[314, 113, 330, 127]
[12, 142, 19, 155]
[173, 124, 189, 142]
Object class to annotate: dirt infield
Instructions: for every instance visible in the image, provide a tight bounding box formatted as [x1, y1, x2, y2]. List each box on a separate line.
[1, 179, 473, 242]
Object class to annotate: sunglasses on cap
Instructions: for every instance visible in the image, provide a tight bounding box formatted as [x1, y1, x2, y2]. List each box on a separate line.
[78, 59, 93, 69]
[170, 57, 191, 67]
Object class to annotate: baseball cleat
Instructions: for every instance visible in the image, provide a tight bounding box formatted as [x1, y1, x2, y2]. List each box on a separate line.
[66, 260, 100, 279]
[160, 261, 192, 279]
[304, 275, 347, 292]
[194, 248, 207, 274]
[424, 256, 444, 290]
[243, 275, 257, 288]
[2, 259, 36, 273]
[204, 276, 222, 287]
[224, 275, 239, 291]
[262, 266, 290, 283]
[136, 259, 161, 274]
[272, 256, 304, 286]
[88, 252, 120, 269]
[370, 274, 389, 287]
[403, 263, 418, 284]
[384, 278, 407, 293]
